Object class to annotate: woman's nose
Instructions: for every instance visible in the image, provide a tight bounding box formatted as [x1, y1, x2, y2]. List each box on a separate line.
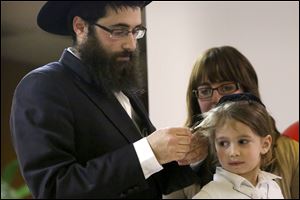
[211, 90, 223, 105]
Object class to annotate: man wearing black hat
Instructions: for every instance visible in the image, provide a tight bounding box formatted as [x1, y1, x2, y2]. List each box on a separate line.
[10, 1, 203, 199]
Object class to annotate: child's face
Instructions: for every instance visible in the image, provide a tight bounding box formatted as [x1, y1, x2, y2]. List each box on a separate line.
[215, 120, 271, 182]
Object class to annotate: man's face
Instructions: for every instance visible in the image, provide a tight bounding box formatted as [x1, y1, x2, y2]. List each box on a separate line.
[77, 6, 144, 94]
[96, 6, 142, 56]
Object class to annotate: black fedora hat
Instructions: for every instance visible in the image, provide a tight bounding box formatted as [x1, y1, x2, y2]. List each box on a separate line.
[37, 1, 152, 36]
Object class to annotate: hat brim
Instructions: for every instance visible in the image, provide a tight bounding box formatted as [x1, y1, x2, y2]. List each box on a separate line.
[37, 1, 152, 36]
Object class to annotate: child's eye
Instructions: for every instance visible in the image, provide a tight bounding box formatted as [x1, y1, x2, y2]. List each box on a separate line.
[238, 139, 249, 145]
[218, 141, 229, 148]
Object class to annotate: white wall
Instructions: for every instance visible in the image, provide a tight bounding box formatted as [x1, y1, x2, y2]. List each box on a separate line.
[146, 1, 299, 132]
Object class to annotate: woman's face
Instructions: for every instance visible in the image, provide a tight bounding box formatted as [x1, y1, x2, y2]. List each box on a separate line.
[197, 81, 243, 112]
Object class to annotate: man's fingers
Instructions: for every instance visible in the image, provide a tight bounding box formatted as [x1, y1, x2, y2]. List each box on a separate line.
[177, 135, 192, 145]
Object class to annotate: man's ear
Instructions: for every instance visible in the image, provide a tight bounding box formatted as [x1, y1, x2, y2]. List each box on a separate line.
[73, 16, 89, 42]
[261, 134, 272, 155]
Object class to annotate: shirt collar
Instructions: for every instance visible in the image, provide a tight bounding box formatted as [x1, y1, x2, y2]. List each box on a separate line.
[214, 167, 281, 189]
[67, 47, 81, 59]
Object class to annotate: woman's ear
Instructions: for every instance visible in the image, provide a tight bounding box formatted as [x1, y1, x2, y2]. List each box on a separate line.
[261, 134, 272, 155]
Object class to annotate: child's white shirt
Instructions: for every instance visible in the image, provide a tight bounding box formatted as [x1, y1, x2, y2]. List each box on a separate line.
[192, 167, 284, 199]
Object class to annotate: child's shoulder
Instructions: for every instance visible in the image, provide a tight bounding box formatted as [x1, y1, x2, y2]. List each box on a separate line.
[192, 180, 233, 199]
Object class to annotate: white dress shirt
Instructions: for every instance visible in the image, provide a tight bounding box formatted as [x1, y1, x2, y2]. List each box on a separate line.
[114, 91, 163, 179]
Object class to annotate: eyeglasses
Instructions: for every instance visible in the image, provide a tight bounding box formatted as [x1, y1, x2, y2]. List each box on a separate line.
[193, 82, 240, 100]
[93, 23, 147, 40]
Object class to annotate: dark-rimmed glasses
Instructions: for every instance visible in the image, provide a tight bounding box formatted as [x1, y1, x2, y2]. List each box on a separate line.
[193, 82, 240, 100]
[93, 23, 146, 40]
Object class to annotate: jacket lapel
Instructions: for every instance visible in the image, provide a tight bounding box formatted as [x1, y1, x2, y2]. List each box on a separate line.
[126, 92, 156, 136]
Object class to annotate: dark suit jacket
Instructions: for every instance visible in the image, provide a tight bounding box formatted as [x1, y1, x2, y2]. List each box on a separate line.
[10, 50, 197, 199]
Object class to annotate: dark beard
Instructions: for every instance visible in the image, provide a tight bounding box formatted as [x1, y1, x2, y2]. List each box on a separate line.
[77, 32, 144, 97]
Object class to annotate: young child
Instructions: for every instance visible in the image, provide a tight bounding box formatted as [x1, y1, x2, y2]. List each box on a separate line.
[192, 93, 284, 199]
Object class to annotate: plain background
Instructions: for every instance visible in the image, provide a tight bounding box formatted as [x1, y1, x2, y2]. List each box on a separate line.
[146, 1, 299, 132]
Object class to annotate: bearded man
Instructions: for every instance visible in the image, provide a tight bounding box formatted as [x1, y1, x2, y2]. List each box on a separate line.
[9, 1, 205, 199]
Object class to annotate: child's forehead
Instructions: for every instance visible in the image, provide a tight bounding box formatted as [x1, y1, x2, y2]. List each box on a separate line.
[215, 120, 254, 137]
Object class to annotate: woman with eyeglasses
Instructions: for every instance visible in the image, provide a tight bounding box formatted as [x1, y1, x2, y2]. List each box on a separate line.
[164, 46, 299, 199]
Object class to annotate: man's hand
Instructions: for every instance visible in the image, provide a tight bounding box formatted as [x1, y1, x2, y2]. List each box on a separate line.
[177, 133, 209, 166]
[147, 127, 192, 165]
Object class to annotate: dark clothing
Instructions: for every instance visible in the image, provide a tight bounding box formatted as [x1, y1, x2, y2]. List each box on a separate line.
[10, 50, 197, 199]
